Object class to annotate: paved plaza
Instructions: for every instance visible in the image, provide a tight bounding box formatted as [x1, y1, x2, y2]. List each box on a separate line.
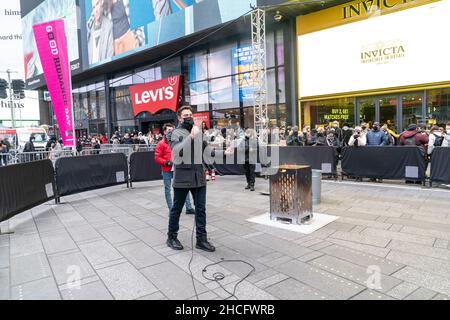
[1, 176, 450, 300]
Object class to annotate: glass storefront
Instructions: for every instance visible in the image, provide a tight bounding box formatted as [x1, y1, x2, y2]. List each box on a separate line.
[302, 89, 450, 132]
[68, 29, 288, 138]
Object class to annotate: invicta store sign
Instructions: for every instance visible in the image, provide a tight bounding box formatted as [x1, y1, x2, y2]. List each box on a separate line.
[343, 0, 416, 19]
[360, 40, 406, 64]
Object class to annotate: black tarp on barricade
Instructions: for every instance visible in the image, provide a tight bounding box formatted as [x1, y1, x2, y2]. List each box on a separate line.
[55, 153, 128, 198]
[0, 160, 55, 223]
[129, 151, 163, 183]
[341, 146, 426, 181]
[278, 146, 338, 175]
[209, 149, 245, 175]
[430, 147, 450, 185]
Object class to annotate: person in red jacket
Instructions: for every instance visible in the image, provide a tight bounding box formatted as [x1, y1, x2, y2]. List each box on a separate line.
[155, 123, 195, 214]
[399, 123, 429, 155]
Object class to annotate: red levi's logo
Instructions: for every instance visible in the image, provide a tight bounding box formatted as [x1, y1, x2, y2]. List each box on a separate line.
[129, 75, 181, 116]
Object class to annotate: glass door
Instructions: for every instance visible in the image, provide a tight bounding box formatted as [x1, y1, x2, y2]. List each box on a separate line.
[379, 96, 398, 132]
[401, 93, 423, 131]
[358, 97, 376, 127]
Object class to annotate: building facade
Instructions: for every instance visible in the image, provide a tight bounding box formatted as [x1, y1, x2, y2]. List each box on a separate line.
[297, 0, 450, 132]
[21, 0, 303, 139]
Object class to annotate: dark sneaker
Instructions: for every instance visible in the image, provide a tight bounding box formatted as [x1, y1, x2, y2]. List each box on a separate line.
[245, 185, 251, 190]
[196, 239, 215, 252]
[167, 237, 183, 250]
[250, 185, 255, 191]
[186, 209, 195, 215]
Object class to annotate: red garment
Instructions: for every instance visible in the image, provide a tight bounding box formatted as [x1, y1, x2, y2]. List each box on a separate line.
[154, 138, 173, 172]
[400, 130, 429, 153]
[101, 136, 107, 144]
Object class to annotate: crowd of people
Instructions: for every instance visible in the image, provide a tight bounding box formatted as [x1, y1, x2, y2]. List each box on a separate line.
[281, 120, 450, 158]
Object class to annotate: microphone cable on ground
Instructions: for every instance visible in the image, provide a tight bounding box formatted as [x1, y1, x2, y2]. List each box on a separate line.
[188, 217, 256, 300]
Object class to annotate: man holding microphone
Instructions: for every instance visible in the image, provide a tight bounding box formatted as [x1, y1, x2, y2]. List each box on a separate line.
[166, 106, 215, 252]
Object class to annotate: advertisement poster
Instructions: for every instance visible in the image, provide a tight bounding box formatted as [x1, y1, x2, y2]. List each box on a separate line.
[129, 75, 182, 116]
[193, 112, 210, 128]
[33, 19, 75, 147]
[232, 45, 254, 101]
[82, 0, 256, 68]
[21, 0, 81, 89]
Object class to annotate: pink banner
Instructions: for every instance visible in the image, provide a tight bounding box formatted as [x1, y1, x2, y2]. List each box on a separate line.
[33, 20, 75, 147]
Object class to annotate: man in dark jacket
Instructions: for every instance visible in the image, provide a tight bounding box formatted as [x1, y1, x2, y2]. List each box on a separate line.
[286, 126, 303, 146]
[366, 122, 388, 146]
[399, 124, 429, 154]
[154, 123, 195, 214]
[239, 128, 258, 191]
[166, 106, 215, 252]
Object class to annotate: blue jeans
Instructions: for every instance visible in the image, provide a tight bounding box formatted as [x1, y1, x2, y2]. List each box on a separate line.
[162, 171, 193, 211]
[168, 186, 207, 238]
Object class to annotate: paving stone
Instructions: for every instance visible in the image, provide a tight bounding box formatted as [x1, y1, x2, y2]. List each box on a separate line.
[298, 251, 325, 262]
[0, 268, 10, 300]
[0, 235, 9, 247]
[400, 226, 450, 241]
[40, 230, 78, 255]
[404, 287, 439, 300]
[329, 231, 390, 248]
[320, 245, 404, 275]
[187, 291, 220, 300]
[248, 234, 313, 258]
[310, 255, 402, 293]
[113, 216, 149, 231]
[257, 252, 284, 264]
[60, 280, 113, 300]
[361, 228, 435, 246]
[392, 266, 450, 296]
[296, 238, 323, 248]
[35, 217, 65, 233]
[141, 261, 209, 299]
[116, 241, 166, 269]
[96, 262, 158, 300]
[10, 233, 44, 258]
[337, 217, 391, 230]
[387, 250, 450, 279]
[215, 235, 274, 260]
[0, 246, 9, 269]
[131, 227, 167, 247]
[48, 251, 96, 285]
[263, 255, 293, 268]
[254, 273, 289, 289]
[388, 240, 450, 261]
[78, 240, 123, 267]
[11, 277, 60, 300]
[276, 259, 364, 299]
[388, 224, 403, 232]
[351, 289, 395, 300]
[214, 280, 276, 300]
[434, 239, 449, 249]
[137, 291, 167, 300]
[10, 252, 52, 286]
[210, 219, 257, 237]
[66, 225, 102, 243]
[309, 241, 333, 251]
[386, 282, 419, 300]
[386, 217, 450, 233]
[246, 269, 279, 284]
[265, 278, 333, 300]
[98, 225, 136, 244]
[350, 226, 366, 234]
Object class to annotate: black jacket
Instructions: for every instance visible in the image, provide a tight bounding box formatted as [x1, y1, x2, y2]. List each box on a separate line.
[170, 127, 209, 189]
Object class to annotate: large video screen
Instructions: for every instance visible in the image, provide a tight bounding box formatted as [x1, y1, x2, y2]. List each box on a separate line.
[82, 0, 256, 68]
[21, 0, 81, 89]
[298, 0, 450, 98]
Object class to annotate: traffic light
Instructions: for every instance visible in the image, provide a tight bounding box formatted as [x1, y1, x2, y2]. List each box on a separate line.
[12, 79, 25, 99]
[0, 79, 7, 99]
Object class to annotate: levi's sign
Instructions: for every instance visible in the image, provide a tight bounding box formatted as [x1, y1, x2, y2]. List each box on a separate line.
[129, 76, 181, 116]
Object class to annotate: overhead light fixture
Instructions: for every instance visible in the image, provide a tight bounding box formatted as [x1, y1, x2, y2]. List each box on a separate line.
[274, 10, 283, 22]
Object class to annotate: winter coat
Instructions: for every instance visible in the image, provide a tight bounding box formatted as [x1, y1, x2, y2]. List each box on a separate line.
[286, 134, 303, 146]
[154, 138, 173, 172]
[348, 133, 367, 147]
[399, 130, 429, 154]
[427, 131, 444, 155]
[366, 130, 387, 146]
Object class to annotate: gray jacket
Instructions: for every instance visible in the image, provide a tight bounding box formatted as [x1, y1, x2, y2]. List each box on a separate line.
[169, 127, 207, 189]
[87, 15, 114, 65]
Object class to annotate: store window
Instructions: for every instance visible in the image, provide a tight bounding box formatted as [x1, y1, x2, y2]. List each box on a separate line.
[402, 93, 423, 129]
[208, 43, 235, 78]
[427, 88, 450, 127]
[212, 108, 241, 128]
[303, 98, 355, 128]
[210, 76, 239, 110]
[187, 51, 208, 82]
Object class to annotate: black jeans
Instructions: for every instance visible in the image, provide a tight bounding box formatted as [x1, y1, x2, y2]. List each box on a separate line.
[168, 186, 207, 239]
[243, 163, 256, 186]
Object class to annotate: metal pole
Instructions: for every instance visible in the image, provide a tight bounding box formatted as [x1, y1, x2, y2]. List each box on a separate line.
[6, 69, 15, 128]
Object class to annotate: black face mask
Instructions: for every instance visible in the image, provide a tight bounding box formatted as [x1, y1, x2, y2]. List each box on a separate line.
[181, 117, 194, 131]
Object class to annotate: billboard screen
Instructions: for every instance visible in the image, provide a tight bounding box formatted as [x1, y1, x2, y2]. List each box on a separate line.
[298, 0, 450, 98]
[81, 0, 256, 68]
[21, 0, 81, 89]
